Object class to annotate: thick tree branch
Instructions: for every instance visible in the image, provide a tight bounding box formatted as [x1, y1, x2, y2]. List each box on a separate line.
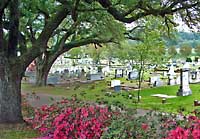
[59, 26, 77, 48]
[28, 25, 36, 43]
[71, 0, 80, 22]
[96, 0, 200, 24]
[18, 33, 27, 55]
[20, 5, 70, 71]
[37, 5, 70, 47]
[3, 20, 27, 54]
[63, 37, 113, 50]
[126, 36, 142, 41]
[50, 22, 79, 53]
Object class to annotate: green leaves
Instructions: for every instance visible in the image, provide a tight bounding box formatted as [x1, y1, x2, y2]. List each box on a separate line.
[179, 45, 192, 58]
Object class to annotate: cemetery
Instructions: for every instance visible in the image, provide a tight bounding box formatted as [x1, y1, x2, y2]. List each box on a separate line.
[1, 1, 200, 139]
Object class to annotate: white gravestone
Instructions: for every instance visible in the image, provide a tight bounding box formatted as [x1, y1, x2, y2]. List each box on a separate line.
[111, 80, 121, 87]
[150, 76, 162, 86]
[177, 63, 192, 96]
[196, 70, 200, 82]
[102, 66, 110, 76]
[167, 65, 176, 85]
[189, 70, 200, 83]
[87, 73, 104, 81]
[115, 69, 124, 78]
[189, 71, 197, 83]
[128, 69, 138, 80]
[163, 71, 168, 77]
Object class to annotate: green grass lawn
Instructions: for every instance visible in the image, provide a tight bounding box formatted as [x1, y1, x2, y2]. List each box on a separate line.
[22, 81, 200, 114]
[136, 84, 200, 114]
[0, 130, 38, 139]
[0, 124, 39, 139]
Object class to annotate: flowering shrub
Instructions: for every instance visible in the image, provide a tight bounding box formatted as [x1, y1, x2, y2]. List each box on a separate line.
[26, 98, 113, 139]
[101, 110, 158, 139]
[165, 116, 200, 139]
[23, 94, 200, 139]
[21, 94, 35, 118]
[52, 106, 111, 139]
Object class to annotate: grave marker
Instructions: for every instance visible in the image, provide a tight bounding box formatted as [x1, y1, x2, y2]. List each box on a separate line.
[47, 76, 60, 84]
[177, 63, 192, 96]
[87, 73, 104, 81]
[128, 70, 138, 80]
[150, 75, 163, 87]
[167, 65, 176, 85]
[115, 69, 124, 78]
[111, 80, 121, 87]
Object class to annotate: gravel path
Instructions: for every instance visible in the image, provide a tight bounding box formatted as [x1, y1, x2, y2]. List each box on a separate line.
[22, 92, 63, 108]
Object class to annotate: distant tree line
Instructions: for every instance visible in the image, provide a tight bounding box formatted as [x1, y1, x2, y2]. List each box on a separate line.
[165, 32, 200, 48]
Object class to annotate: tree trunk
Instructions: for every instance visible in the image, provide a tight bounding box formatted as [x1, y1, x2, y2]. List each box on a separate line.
[35, 63, 49, 86]
[137, 63, 143, 102]
[0, 56, 23, 123]
[35, 52, 58, 87]
[35, 62, 52, 86]
[35, 55, 50, 86]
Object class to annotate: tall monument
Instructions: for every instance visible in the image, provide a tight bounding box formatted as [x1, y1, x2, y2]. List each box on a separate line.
[177, 63, 192, 96]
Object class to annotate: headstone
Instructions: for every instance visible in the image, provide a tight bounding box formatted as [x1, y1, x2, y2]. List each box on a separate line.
[167, 65, 176, 85]
[115, 69, 124, 78]
[87, 73, 104, 81]
[47, 76, 60, 84]
[150, 75, 161, 87]
[111, 80, 121, 87]
[70, 70, 76, 78]
[192, 71, 197, 79]
[62, 69, 70, 79]
[177, 63, 192, 96]
[54, 71, 60, 74]
[128, 69, 138, 80]
[64, 69, 69, 74]
[190, 71, 197, 83]
[155, 79, 163, 87]
[102, 66, 110, 76]
[114, 85, 121, 92]
[189, 69, 200, 83]
[80, 69, 86, 78]
[196, 70, 200, 82]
